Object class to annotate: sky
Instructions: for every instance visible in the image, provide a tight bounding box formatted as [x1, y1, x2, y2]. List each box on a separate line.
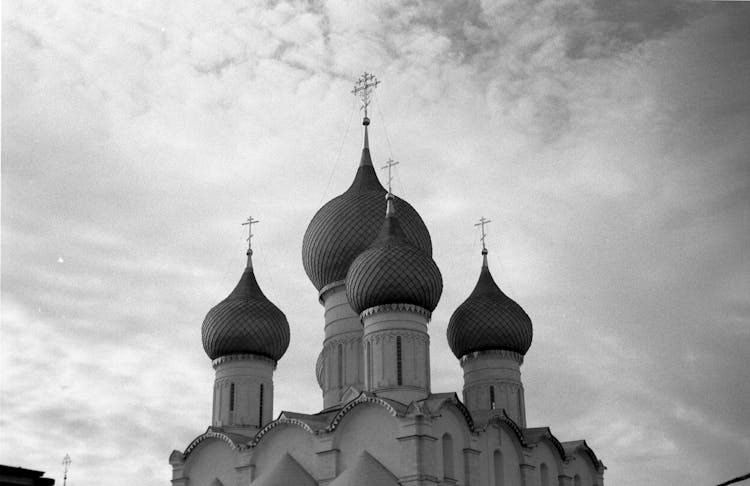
[1, 1, 749, 485]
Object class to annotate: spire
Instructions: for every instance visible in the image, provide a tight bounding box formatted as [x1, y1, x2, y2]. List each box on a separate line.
[385, 192, 395, 217]
[242, 216, 260, 268]
[352, 72, 380, 168]
[474, 216, 492, 267]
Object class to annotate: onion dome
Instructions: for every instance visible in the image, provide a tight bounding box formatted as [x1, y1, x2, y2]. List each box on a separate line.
[447, 249, 533, 358]
[345, 194, 442, 314]
[202, 248, 290, 361]
[302, 125, 432, 292]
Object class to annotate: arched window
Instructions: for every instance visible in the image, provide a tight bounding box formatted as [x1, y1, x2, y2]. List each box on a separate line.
[336, 343, 344, 388]
[337, 343, 343, 387]
[490, 385, 496, 409]
[540, 463, 549, 486]
[229, 383, 235, 412]
[396, 336, 403, 386]
[493, 449, 504, 486]
[517, 392, 523, 420]
[366, 341, 372, 389]
[574, 474, 581, 486]
[258, 383, 264, 427]
[442, 433, 454, 480]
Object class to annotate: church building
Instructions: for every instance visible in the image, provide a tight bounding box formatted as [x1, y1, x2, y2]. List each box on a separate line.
[169, 73, 606, 486]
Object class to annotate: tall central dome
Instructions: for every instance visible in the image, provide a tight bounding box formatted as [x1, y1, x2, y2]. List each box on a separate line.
[302, 121, 432, 293]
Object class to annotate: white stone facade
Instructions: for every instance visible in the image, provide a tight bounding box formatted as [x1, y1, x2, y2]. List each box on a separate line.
[170, 296, 606, 485]
[170, 105, 605, 486]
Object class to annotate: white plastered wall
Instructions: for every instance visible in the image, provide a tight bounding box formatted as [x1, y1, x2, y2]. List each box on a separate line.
[250, 423, 317, 481]
[480, 424, 524, 486]
[333, 403, 400, 476]
[183, 439, 238, 486]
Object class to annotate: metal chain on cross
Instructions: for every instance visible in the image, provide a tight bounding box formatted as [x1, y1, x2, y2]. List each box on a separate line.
[475, 217, 492, 251]
[351, 72, 380, 122]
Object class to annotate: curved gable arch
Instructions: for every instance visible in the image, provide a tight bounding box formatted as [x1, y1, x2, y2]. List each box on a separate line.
[327, 394, 398, 432]
[250, 417, 315, 448]
[486, 421, 525, 464]
[534, 436, 566, 473]
[433, 400, 474, 445]
[576, 441, 604, 472]
[184, 431, 240, 460]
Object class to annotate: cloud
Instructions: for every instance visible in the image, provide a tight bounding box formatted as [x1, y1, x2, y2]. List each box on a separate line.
[2, 1, 749, 486]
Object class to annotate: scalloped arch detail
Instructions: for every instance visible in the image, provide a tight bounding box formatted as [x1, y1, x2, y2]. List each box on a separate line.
[250, 417, 315, 448]
[327, 394, 398, 432]
[432, 394, 475, 433]
[183, 431, 240, 459]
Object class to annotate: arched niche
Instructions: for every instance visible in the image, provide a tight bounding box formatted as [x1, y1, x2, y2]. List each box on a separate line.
[250, 422, 316, 480]
[183, 438, 237, 486]
[332, 401, 400, 475]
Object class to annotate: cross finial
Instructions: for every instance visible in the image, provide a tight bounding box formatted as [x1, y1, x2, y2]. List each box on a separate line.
[380, 158, 400, 195]
[62, 454, 71, 486]
[242, 216, 260, 251]
[474, 217, 492, 252]
[352, 72, 380, 122]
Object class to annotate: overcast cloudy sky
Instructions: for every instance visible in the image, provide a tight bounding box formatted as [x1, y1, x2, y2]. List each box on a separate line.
[2, 1, 749, 485]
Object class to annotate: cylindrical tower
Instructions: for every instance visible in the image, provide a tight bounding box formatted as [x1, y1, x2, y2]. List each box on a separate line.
[346, 194, 442, 404]
[202, 240, 290, 432]
[303, 118, 432, 409]
[447, 247, 533, 427]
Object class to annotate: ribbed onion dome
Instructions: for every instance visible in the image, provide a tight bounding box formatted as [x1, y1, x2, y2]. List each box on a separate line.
[202, 249, 290, 361]
[447, 250, 533, 358]
[345, 195, 443, 314]
[302, 126, 432, 292]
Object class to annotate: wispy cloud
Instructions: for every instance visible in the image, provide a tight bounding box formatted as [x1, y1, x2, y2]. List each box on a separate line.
[2, 1, 748, 485]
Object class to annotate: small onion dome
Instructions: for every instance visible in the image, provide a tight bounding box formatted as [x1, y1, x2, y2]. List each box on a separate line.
[345, 196, 442, 315]
[447, 250, 533, 358]
[202, 250, 290, 361]
[302, 128, 432, 292]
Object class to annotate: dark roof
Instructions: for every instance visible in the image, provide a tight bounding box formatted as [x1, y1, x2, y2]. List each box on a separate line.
[523, 427, 567, 461]
[561, 440, 606, 471]
[202, 255, 290, 361]
[0, 465, 55, 486]
[302, 142, 432, 292]
[447, 252, 533, 358]
[345, 204, 442, 314]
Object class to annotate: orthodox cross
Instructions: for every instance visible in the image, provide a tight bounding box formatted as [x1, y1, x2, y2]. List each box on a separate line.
[381, 158, 400, 194]
[62, 454, 71, 486]
[351, 72, 380, 119]
[475, 217, 492, 250]
[242, 216, 260, 250]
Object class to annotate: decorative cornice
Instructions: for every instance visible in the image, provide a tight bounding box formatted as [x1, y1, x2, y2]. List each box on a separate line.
[360, 303, 432, 320]
[318, 279, 346, 304]
[496, 410, 527, 446]
[212, 354, 277, 369]
[184, 430, 242, 458]
[451, 397, 476, 432]
[322, 334, 363, 348]
[327, 393, 398, 431]
[363, 329, 429, 344]
[250, 417, 315, 448]
[523, 427, 568, 463]
[460, 349, 523, 366]
[464, 381, 522, 392]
